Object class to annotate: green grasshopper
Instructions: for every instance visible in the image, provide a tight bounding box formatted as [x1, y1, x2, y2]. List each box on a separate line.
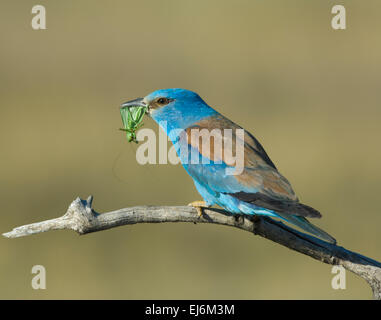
[120, 105, 147, 143]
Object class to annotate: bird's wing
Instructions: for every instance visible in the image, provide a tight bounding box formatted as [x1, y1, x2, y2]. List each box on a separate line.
[184, 114, 321, 218]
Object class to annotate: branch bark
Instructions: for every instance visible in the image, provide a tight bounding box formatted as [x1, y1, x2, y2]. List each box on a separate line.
[3, 195, 381, 299]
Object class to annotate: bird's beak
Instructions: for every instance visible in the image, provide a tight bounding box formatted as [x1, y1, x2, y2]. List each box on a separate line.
[120, 98, 147, 109]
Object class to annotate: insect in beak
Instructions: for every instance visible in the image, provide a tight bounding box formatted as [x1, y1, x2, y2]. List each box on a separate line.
[120, 98, 148, 143]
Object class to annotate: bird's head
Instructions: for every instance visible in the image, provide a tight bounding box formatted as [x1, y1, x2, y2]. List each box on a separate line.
[121, 88, 218, 130]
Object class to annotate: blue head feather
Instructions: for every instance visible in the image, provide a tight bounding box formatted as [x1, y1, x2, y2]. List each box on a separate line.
[144, 88, 218, 134]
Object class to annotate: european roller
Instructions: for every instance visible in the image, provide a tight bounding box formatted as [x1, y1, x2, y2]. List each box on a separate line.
[122, 88, 336, 244]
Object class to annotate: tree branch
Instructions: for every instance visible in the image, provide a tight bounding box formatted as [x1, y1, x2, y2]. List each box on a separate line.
[3, 195, 381, 299]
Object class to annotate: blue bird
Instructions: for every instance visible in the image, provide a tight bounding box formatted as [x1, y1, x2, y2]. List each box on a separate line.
[122, 88, 336, 244]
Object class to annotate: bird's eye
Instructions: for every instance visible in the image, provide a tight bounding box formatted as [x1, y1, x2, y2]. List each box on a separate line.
[157, 97, 170, 105]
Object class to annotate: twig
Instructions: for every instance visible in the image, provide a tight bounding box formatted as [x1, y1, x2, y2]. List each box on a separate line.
[3, 195, 381, 299]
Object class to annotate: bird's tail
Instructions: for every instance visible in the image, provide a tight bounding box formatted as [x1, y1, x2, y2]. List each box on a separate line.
[276, 213, 337, 244]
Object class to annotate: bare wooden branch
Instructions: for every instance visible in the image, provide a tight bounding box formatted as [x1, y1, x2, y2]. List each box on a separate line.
[3, 195, 381, 299]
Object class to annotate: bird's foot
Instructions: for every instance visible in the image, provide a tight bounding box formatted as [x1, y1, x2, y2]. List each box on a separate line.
[188, 201, 209, 218]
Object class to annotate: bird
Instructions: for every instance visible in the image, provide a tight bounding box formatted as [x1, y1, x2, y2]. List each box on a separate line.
[121, 88, 336, 244]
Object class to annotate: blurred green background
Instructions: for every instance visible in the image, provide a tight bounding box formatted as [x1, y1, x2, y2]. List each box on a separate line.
[1, 0, 380, 299]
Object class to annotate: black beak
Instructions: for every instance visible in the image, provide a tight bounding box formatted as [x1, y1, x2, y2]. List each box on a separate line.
[120, 98, 146, 109]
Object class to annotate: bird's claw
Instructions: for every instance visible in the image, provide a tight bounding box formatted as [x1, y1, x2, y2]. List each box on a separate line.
[188, 201, 209, 218]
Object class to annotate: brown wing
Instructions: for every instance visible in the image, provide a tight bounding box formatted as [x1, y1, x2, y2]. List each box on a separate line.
[186, 113, 321, 218]
[229, 191, 321, 218]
